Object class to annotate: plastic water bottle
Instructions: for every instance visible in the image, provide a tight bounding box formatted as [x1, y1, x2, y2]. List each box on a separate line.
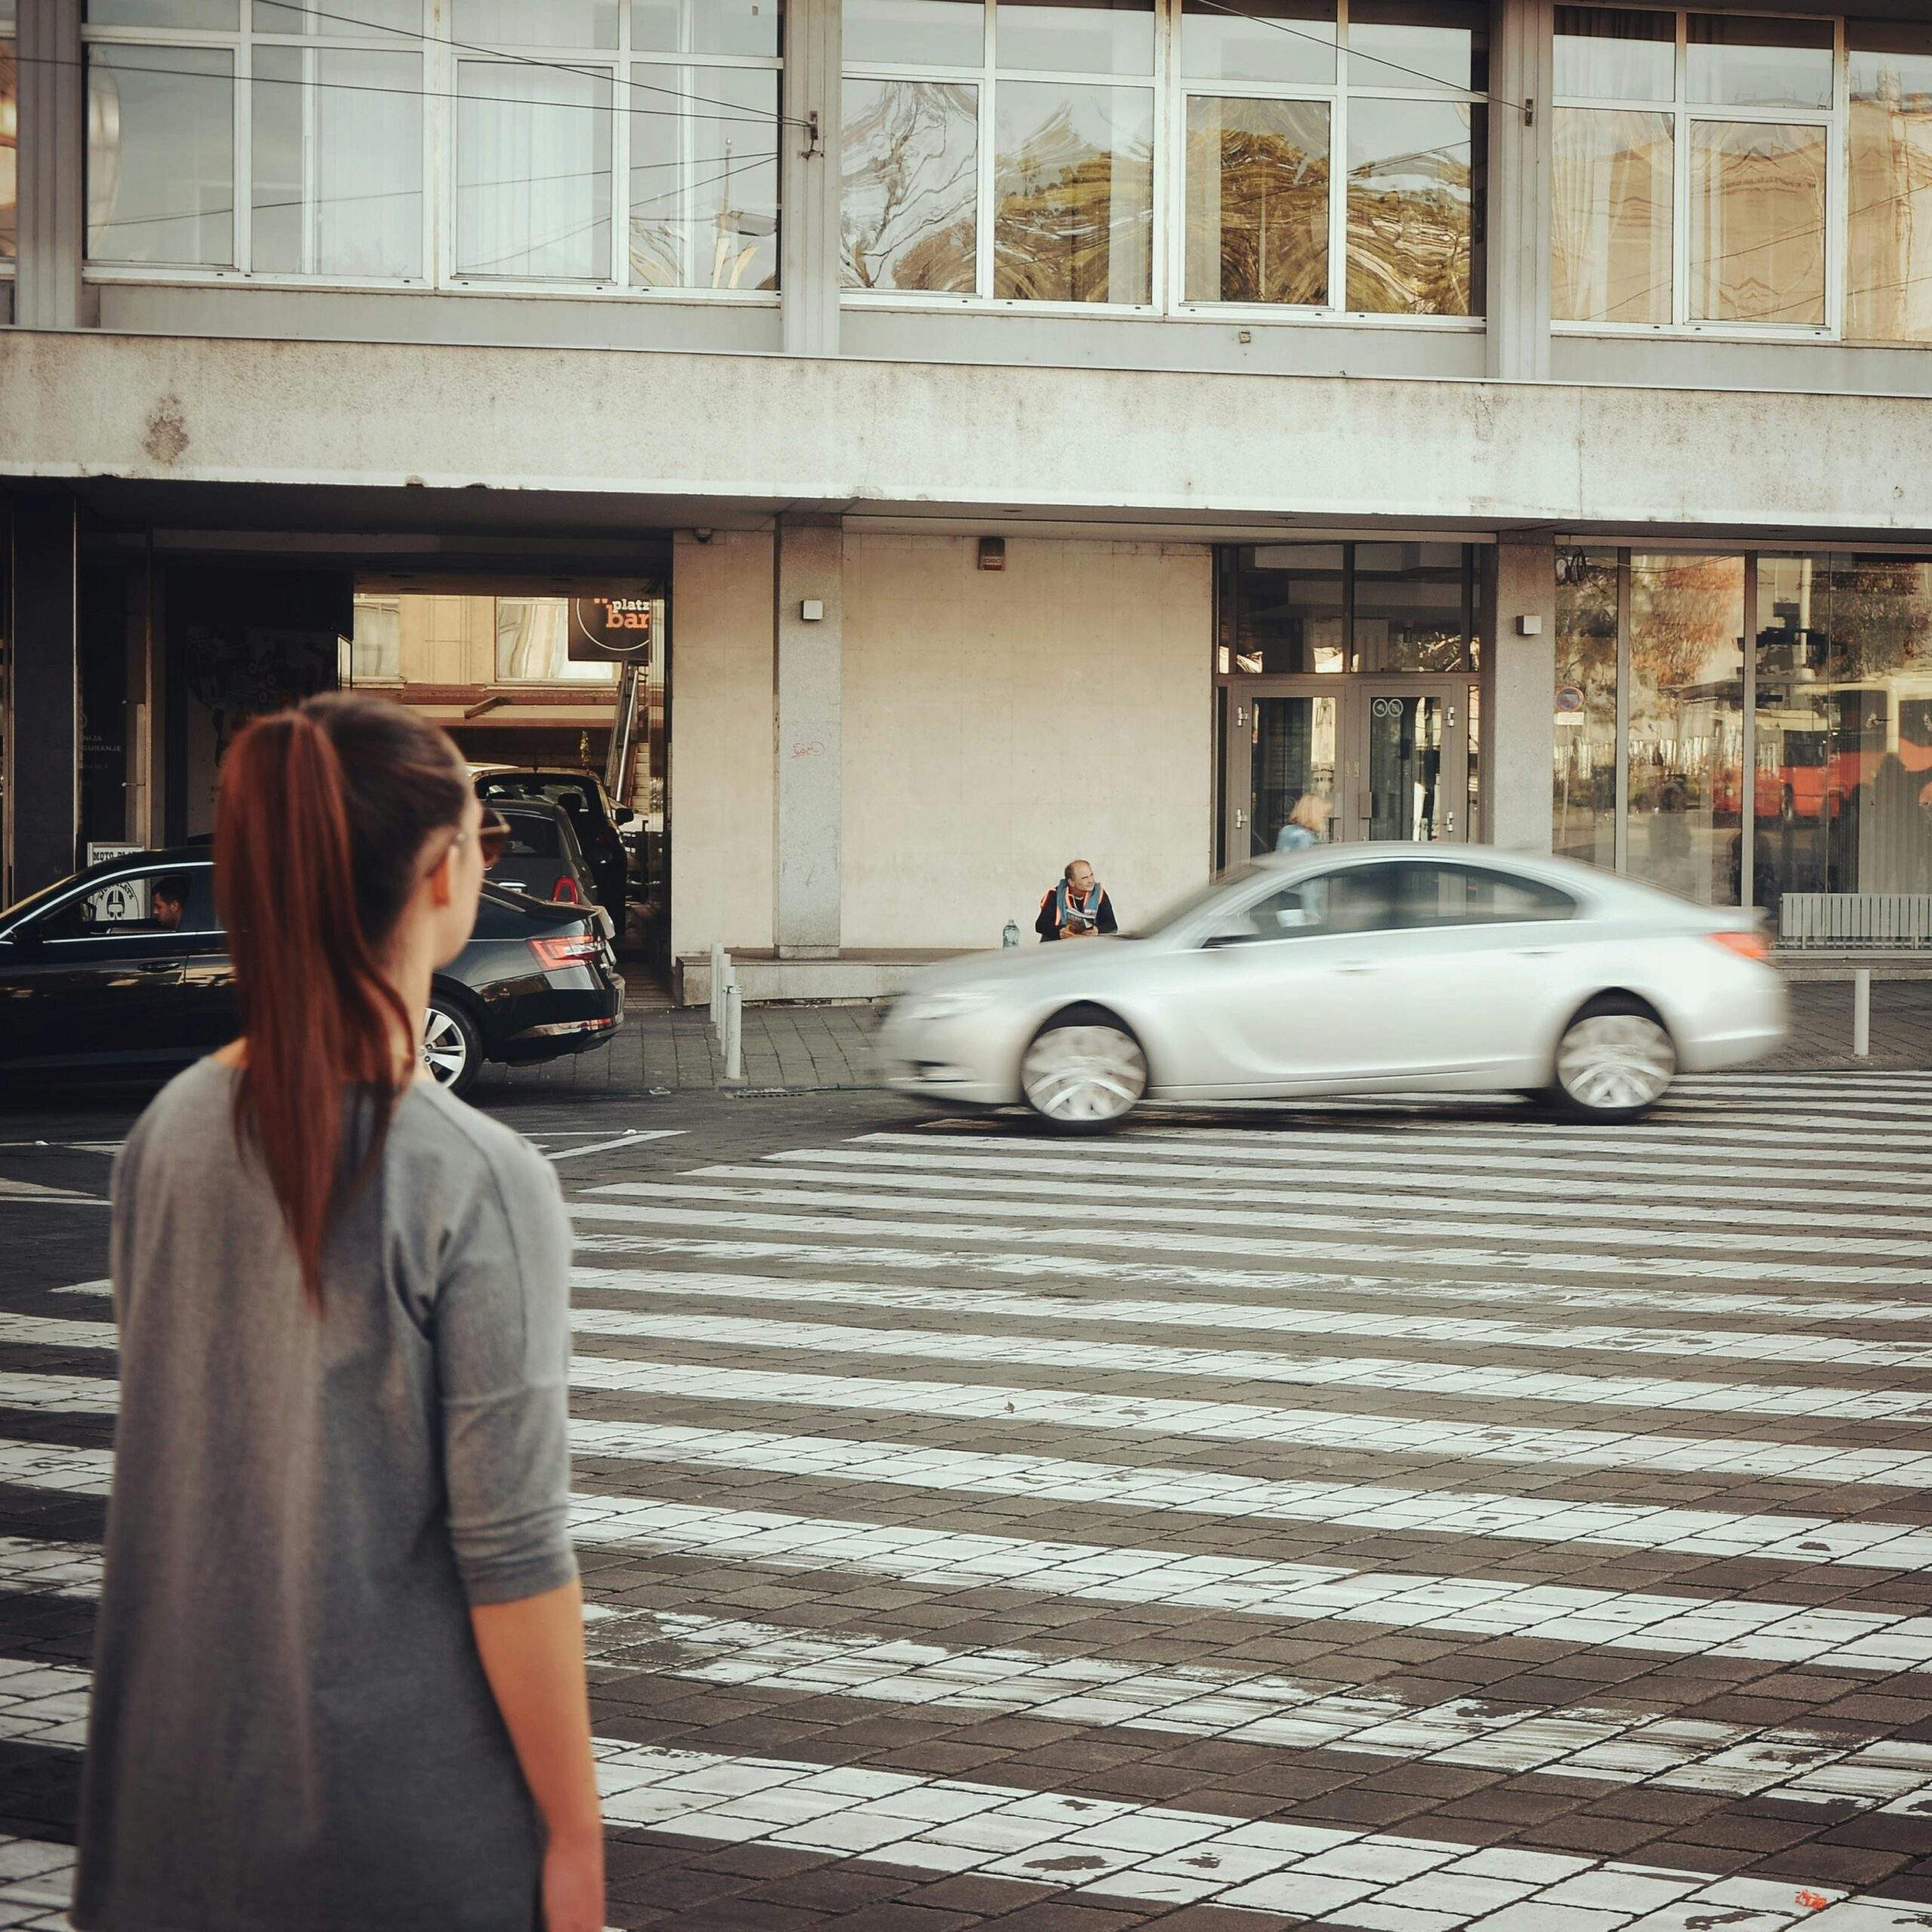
[1001, 919, 1020, 949]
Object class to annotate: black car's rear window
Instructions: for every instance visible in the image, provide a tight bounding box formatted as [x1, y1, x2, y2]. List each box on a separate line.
[499, 813, 562, 859]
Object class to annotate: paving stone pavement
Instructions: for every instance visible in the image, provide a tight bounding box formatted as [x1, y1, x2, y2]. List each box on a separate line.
[479, 976, 1932, 1099]
[0, 1075, 1927, 1927]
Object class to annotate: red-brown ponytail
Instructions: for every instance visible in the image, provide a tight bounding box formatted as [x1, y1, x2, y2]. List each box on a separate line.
[214, 694, 469, 1307]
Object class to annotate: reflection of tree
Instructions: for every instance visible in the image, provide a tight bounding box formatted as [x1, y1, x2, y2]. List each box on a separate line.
[994, 105, 1151, 304]
[1629, 556, 1742, 817]
[1189, 122, 1327, 305]
[841, 81, 977, 293]
[1347, 138, 1473, 314]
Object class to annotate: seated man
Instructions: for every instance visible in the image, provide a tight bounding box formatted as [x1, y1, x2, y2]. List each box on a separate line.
[1036, 860, 1117, 943]
[149, 881, 187, 932]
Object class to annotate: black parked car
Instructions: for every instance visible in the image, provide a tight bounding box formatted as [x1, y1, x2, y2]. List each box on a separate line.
[472, 767, 632, 940]
[0, 849, 623, 1100]
[488, 796, 612, 936]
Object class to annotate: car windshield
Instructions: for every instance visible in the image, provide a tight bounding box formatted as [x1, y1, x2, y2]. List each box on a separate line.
[1126, 866, 1260, 940]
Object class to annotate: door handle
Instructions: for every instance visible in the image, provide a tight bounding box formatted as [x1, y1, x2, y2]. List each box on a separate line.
[1515, 949, 1556, 960]
[129, 960, 175, 974]
[1337, 961, 1377, 976]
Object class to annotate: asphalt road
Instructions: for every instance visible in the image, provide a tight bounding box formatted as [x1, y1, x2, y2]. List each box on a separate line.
[0, 1075, 1927, 1931]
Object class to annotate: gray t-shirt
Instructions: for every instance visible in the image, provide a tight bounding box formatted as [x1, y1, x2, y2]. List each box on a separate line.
[73, 1057, 576, 1932]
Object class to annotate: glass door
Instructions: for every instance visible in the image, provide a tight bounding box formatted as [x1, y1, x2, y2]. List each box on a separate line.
[1356, 682, 1469, 842]
[1225, 678, 1472, 854]
[1227, 685, 1344, 860]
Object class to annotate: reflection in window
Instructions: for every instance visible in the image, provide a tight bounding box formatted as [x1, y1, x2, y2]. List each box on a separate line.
[1346, 98, 1481, 315]
[1348, 0, 1486, 92]
[1181, 0, 1334, 86]
[633, 0, 780, 57]
[454, 0, 617, 48]
[996, 0, 1156, 78]
[993, 81, 1153, 303]
[1185, 96, 1328, 306]
[630, 68, 778, 291]
[1355, 543, 1472, 672]
[1232, 546, 1349, 675]
[1755, 558, 1932, 922]
[457, 65, 612, 281]
[844, 0, 983, 66]
[1689, 120, 1825, 325]
[87, 45, 235, 266]
[90, 0, 235, 24]
[1687, 12, 1832, 111]
[1553, 549, 1619, 874]
[1554, 6, 1674, 103]
[841, 77, 977, 292]
[497, 600, 621, 683]
[252, 48, 423, 278]
[1626, 555, 1744, 906]
[1553, 109, 1672, 325]
[1849, 23, 1932, 344]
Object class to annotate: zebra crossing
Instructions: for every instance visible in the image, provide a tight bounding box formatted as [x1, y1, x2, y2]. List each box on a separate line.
[0, 1077, 1929, 1927]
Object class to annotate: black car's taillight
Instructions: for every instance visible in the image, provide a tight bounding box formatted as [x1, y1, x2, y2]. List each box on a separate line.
[530, 934, 601, 971]
[552, 875, 582, 904]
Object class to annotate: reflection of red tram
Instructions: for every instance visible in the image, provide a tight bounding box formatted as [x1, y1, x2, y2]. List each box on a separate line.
[1712, 682, 1932, 823]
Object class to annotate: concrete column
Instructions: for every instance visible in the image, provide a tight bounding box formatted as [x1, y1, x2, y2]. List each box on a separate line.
[779, 0, 842, 358]
[9, 495, 82, 894]
[1485, 0, 1553, 383]
[772, 515, 843, 957]
[16, 0, 95, 332]
[1483, 538, 1558, 851]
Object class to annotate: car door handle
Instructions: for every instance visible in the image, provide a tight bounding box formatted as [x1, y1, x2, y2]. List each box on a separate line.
[1514, 949, 1557, 960]
[129, 960, 176, 974]
[1336, 961, 1377, 976]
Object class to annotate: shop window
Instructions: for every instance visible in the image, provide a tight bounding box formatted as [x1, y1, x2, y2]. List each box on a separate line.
[1848, 21, 1932, 345]
[1553, 547, 1619, 873]
[82, 0, 780, 294]
[1553, 8, 1836, 336]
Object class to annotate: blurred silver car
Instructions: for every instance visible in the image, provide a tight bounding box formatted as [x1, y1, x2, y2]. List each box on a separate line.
[875, 846, 1786, 1130]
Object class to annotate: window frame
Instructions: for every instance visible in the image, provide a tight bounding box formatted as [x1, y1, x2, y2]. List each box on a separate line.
[1, 20, 17, 276]
[1551, 4, 1846, 343]
[78, 0, 783, 303]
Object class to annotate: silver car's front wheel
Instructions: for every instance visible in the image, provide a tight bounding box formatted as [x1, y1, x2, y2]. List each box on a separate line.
[1552, 1004, 1675, 1121]
[1020, 1011, 1148, 1133]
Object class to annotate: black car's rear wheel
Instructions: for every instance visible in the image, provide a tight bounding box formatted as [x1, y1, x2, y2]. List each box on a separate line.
[422, 995, 482, 1098]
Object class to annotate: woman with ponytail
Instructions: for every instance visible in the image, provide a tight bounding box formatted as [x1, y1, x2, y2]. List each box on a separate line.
[73, 694, 603, 1932]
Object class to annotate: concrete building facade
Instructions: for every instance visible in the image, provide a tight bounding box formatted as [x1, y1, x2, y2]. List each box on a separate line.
[3, 0, 1930, 995]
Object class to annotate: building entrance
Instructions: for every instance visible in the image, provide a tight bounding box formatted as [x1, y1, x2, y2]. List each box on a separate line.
[1223, 676, 1477, 860]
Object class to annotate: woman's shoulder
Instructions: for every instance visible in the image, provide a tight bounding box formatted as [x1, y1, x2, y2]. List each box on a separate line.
[393, 1084, 558, 1217]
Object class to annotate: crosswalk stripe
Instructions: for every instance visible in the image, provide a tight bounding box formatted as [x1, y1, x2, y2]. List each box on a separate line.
[769, 1143, 1932, 1214]
[870, 1121, 1932, 1170]
[601, 1179, 1931, 1259]
[569, 1232, 1932, 1324]
[6, 1434, 1930, 1672]
[573, 1265, 1932, 1371]
[714, 1158, 1932, 1239]
[567, 1416, 1932, 1570]
[10, 1334, 1930, 1496]
[569, 1198, 1927, 1284]
[571, 1308, 1932, 1422]
[0, 1730, 1887, 1929]
[598, 1608, 1932, 1814]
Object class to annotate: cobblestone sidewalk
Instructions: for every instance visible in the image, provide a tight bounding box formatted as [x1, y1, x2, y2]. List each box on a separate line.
[481, 974, 1932, 1098]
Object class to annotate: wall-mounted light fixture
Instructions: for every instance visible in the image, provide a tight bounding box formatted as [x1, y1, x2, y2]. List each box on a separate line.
[977, 537, 1007, 572]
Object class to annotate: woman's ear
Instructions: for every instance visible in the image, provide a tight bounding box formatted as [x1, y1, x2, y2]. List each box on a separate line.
[426, 843, 457, 909]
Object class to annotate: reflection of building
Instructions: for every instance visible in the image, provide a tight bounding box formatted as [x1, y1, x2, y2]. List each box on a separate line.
[6, 1, 1932, 992]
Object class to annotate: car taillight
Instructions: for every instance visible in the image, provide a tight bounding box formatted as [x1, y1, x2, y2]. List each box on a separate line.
[530, 934, 601, 971]
[1709, 928, 1771, 963]
[552, 875, 581, 903]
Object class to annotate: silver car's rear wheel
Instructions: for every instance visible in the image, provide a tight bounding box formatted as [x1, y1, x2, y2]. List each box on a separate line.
[1551, 1004, 1675, 1121]
[1020, 1011, 1148, 1133]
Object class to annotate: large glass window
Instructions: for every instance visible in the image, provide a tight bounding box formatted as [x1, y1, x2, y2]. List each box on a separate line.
[1550, 547, 1932, 932]
[1848, 21, 1932, 344]
[1223, 542, 1481, 675]
[82, 1, 781, 293]
[1181, 0, 1484, 316]
[1554, 8, 1835, 333]
[843, 0, 1156, 303]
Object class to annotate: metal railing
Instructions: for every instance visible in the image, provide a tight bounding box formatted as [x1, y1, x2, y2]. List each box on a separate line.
[1780, 892, 1932, 951]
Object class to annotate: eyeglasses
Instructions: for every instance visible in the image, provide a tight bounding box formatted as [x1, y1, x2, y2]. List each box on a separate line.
[446, 808, 512, 874]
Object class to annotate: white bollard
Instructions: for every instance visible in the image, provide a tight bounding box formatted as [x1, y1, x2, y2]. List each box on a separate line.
[709, 941, 724, 1032]
[1854, 968, 1871, 1059]
[723, 981, 743, 1082]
